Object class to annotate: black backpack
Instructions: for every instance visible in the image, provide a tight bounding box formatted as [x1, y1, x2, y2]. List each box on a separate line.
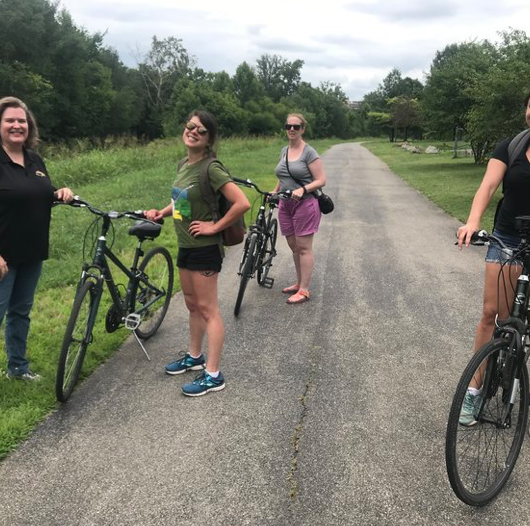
[493, 129, 530, 229]
[177, 157, 246, 246]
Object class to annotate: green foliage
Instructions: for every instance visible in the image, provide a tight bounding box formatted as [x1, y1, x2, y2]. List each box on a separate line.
[422, 41, 494, 140]
[465, 30, 530, 161]
[255, 54, 304, 102]
[361, 69, 424, 138]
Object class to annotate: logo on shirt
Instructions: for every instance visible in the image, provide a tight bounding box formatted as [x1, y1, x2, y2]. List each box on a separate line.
[35, 170, 46, 178]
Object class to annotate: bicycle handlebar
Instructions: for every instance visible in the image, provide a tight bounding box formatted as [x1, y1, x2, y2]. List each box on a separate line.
[232, 177, 291, 199]
[53, 194, 164, 225]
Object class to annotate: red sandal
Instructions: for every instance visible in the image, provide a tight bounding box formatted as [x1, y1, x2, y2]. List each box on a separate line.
[286, 290, 310, 304]
[282, 284, 300, 294]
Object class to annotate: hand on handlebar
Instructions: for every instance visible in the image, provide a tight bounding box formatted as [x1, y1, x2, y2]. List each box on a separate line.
[54, 187, 74, 203]
[456, 223, 480, 249]
[144, 209, 164, 222]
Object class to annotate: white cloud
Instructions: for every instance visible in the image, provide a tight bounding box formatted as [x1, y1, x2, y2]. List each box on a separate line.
[58, 0, 530, 100]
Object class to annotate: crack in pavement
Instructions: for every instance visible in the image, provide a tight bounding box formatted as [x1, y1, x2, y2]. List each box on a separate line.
[288, 350, 318, 500]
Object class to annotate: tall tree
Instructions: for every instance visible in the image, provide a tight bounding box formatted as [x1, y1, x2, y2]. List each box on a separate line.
[137, 35, 195, 133]
[255, 54, 304, 102]
[233, 62, 264, 104]
[465, 29, 530, 161]
[422, 41, 494, 139]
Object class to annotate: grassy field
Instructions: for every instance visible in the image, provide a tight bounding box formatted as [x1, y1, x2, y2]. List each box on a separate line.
[360, 138, 500, 228]
[0, 136, 342, 460]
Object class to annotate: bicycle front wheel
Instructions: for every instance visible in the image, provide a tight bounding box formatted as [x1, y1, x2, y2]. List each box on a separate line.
[56, 280, 97, 402]
[135, 246, 174, 339]
[234, 233, 258, 316]
[257, 218, 277, 286]
[446, 338, 529, 506]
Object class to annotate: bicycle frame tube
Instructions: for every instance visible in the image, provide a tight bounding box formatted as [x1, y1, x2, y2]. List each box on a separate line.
[85, 228, 145, 314]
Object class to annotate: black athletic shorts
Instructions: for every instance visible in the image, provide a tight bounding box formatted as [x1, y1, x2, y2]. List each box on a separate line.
[177, 245, 222, 273]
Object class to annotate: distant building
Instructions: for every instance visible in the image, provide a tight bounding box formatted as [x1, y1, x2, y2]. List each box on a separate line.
[346, 100, 362, 111]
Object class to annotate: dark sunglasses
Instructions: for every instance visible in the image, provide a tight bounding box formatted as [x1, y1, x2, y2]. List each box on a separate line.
[185, 121, 208, 135]
[285, 124, 302, 131]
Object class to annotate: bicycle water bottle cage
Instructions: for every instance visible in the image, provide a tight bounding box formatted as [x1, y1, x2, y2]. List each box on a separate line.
[128, 221, 161, 240]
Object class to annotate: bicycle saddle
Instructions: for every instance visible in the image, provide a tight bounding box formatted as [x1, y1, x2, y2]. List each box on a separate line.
[128, 220, 161, 239]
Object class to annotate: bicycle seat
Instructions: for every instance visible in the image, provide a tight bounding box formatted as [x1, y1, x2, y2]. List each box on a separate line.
[128, 220, 161, 239]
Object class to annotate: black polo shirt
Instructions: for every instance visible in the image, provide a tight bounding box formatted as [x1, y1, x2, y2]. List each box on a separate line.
[0, 146, 55, 265]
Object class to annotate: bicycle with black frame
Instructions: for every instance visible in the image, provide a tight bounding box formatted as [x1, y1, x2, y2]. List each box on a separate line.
[232, 177, 290, 316]
[446, 216, 530, 506]
[55, 196, 174, 402]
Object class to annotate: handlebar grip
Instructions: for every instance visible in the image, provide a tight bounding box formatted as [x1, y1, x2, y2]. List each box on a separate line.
[468, 229, 488, 246]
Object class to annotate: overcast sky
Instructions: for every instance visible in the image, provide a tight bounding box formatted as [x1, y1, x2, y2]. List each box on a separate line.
[58, 0, 529, 100]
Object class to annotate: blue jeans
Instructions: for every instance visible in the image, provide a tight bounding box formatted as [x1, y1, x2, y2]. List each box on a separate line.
[0, 260, 43, 374]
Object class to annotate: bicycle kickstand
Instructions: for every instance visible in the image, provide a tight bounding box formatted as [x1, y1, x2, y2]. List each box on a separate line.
[124, 313, 151, 361]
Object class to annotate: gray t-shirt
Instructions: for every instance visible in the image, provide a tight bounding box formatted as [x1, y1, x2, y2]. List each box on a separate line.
[275, 144, 320, 195]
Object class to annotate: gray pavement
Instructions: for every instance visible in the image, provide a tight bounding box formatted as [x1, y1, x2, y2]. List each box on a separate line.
[1, 143, 529, 525]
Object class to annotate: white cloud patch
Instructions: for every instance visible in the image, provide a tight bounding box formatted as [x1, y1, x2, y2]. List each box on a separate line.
[58, 0, 530, 100]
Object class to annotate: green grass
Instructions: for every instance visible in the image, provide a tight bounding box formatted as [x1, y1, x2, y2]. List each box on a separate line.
[360, 138, 500, 228]
[0, 136, 342, 460]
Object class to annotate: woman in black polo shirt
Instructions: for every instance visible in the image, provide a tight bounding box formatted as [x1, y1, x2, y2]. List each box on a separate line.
[0, 97, 73, 380]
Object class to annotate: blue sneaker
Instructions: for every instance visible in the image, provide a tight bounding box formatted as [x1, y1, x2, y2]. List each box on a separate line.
[182, 370, 226, 397]
[459, 391, 482, 426]
[165, 352, 205, 375]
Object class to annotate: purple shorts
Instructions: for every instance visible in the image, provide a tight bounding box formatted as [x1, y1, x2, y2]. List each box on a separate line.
[278, 196, 321, 237]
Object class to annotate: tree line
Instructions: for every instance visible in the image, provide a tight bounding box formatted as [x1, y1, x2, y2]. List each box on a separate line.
[359, 29, 530, 162]
[2, 0, 528, 162]
[0, 0, 360, 144]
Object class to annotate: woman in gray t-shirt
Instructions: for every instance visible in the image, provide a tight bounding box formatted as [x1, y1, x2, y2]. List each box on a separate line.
[273, 113, 327, 304]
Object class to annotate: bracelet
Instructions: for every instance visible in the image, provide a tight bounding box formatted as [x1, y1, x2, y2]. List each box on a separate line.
[302, 186, 308, 195]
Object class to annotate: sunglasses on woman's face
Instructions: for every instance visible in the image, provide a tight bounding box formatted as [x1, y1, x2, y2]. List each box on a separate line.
[285, 124, 302, 131]
[185, 121, 208, 135]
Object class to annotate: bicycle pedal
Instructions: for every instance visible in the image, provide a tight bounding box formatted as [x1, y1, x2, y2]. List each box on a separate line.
[124, 313, 141, 330]
[262, 277, 274, 288]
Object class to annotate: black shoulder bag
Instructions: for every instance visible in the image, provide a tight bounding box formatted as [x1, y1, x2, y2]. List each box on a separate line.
[284, 148, 334, 214]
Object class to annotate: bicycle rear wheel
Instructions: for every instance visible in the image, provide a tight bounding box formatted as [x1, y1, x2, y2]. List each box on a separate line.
[135, 246, 174, 339]
[257, 218, 277, 286]
[56, 280, 97, 402]
[446, 337, 529, 506]
[234, 233, 259, 316]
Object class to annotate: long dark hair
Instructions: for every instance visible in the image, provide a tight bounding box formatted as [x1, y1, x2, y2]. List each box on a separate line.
[187, 110, 218, 157]
[0, 96, 40, 149]
[524, 90, 530, 108]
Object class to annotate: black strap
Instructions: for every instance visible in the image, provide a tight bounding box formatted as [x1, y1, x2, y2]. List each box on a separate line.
[507, 129, 530, 170]
[285, 147, 320, 197]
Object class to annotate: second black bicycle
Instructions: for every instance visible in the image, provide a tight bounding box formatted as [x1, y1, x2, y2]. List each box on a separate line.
[232, 178, 290, 316]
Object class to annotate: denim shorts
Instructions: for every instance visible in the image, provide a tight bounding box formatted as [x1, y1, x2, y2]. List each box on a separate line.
[485, 229, 522, 265]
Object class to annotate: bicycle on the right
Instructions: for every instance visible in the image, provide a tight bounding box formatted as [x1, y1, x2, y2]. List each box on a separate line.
[232, 177, 290, 316]
[446, 216, 530, 506]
